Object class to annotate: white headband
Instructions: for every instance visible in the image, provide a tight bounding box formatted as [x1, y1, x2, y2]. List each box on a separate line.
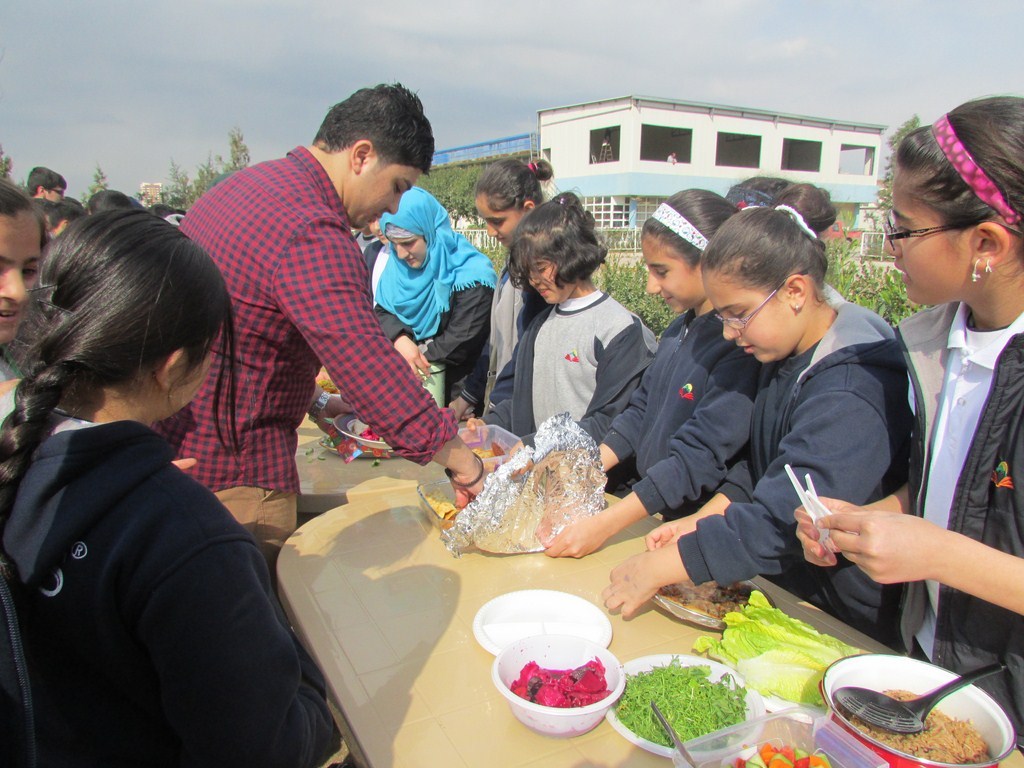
[651, 203, 708, 251]
[774, 205, 818, 240]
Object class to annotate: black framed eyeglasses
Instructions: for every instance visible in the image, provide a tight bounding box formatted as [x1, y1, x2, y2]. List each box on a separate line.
[882, 211, 960, 245]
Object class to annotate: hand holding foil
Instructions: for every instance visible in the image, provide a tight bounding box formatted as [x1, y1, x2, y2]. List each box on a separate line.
[441, 414, 606, 556]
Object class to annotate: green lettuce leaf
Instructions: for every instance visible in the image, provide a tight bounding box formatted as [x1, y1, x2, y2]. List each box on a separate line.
[692, 590, 861, 705]
[736, 649, 827, 705]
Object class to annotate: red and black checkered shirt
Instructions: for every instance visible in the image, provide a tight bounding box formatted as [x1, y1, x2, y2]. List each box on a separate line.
[157, 147, 456, 493]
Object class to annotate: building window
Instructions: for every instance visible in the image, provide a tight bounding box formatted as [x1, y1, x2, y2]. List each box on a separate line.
[715, 132, 762, 168]
[640, 125, 692, 163]
[583, 196, 629, 227]
[839, 145, 876, 175]
[590, 127, 620, 164]
[633, 197, 664, 222]
[781, 139, 822, 172]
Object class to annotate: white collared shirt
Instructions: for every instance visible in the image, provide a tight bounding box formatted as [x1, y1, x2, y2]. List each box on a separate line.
[916, 302, 1024, 658]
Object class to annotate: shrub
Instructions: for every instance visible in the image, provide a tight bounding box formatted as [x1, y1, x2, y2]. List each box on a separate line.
[825, 240, 916, 326]
[596, 258, 676, 338]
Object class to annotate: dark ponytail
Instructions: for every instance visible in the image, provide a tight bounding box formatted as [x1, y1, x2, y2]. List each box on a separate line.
[475, 158, 554, 212]
[0, 211, 236, 565]
[703, 185, 833, 291]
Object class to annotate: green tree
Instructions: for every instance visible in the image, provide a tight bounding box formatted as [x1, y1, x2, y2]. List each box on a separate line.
[217, 127, 250, 173]
[418, 161, 490, 223]
[83, 165, 109, 204]
[165, 128, 252, 209]
[877, 115, 921, 212]
[0, 144, 12, 180]
[162, 160, 191, 209]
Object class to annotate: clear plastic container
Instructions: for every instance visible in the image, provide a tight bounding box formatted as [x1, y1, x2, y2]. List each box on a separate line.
[458, 424, 519, 470]
[683, 708, 887, 768]
[417, 480, 459, 530]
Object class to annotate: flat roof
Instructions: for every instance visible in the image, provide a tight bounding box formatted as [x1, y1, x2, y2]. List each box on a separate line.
[538, 95, 886, 133]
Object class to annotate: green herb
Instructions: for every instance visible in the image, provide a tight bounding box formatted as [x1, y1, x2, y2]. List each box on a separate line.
[615, 659, 747, 747]
[372, 458, 381, 467]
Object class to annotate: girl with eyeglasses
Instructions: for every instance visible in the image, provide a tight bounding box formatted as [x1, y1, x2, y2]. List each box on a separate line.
[603, 183, 914, 645]
[543, 190, 761, 558]
[796, 96, 1024, 742]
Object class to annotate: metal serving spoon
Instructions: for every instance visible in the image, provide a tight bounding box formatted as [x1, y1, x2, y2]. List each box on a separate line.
[832, 662, 1005, 734]
[651, 700, 698, 768]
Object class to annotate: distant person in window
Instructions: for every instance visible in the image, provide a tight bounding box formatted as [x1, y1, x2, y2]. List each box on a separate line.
[667, 152, 678, 165]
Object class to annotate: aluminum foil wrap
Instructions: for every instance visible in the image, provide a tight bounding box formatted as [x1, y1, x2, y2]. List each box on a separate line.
[441, 413, 606, 557]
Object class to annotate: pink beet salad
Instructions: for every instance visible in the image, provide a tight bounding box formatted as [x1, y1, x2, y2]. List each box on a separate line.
[510, 658, 611, 708]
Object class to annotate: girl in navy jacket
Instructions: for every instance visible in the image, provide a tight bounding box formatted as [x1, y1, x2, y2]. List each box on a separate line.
[544, 190, 760, 558]
[604, 185, 913, 644]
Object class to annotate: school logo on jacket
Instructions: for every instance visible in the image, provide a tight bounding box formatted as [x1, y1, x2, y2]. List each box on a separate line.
[991, 461, 1014, 489]
[564, 349, 580, 363]
[679, 383, 695, 401]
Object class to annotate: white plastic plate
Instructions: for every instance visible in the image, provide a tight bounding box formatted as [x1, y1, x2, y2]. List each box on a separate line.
[472, 590, 612, 656]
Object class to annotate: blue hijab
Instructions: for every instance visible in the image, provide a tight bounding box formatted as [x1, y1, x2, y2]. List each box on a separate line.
[377, 187, 496, 340]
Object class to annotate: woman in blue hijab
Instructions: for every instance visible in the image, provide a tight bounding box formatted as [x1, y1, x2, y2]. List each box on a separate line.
[375, 187, 496, 403]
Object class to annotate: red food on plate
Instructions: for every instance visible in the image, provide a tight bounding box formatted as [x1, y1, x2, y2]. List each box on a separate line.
[359, 426, 381, 441]
[510, 658, 611, 708]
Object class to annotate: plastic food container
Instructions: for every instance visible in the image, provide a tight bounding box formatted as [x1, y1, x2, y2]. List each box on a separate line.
[686, 708, 887, 768]
[820, 654, 1016, 768]
[491, 633, 625, 738]
[417, 480, 459, 530]
[458, 424, 519, 470]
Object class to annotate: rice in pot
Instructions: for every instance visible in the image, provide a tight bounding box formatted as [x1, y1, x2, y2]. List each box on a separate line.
[849, 690, 989, 765]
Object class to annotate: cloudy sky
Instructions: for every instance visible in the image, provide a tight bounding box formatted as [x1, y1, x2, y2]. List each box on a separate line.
[2, 1, 1021, 199]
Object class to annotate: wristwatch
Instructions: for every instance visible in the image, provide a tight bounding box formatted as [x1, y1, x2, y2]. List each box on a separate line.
[308, 391, 331, 421]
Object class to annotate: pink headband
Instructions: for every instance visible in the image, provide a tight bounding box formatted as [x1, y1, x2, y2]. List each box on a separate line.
[932, 114, 1020, 225]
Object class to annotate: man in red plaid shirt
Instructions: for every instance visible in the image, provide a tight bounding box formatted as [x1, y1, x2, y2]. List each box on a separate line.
[157, 84, 485, 565]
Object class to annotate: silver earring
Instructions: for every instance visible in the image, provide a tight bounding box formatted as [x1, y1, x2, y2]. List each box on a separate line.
[985, 259, 993, 274]
[972, 259, 982, 283]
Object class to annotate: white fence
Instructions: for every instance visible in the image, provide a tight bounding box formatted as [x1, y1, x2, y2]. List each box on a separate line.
[458, 227, 643, 254]
[460, 226, 889, 262]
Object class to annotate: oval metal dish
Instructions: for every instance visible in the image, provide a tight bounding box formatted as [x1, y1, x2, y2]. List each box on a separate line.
[653, 580, 773, 631]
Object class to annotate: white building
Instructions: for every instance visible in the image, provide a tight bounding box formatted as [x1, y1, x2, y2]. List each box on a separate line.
[537, 96, 883, 228]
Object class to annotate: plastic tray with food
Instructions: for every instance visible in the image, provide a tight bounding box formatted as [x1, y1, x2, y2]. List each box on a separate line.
[458, 424, 519, 470]
[685, 708, 887, 768]
[417, 479, 460, 530]
[655, 580, 775, 630]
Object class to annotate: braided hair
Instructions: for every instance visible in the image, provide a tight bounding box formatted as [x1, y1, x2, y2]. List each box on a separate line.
[0, 211, 236, 571]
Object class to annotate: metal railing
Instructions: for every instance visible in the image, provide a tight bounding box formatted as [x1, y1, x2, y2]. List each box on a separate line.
[458, 227, 643, 255]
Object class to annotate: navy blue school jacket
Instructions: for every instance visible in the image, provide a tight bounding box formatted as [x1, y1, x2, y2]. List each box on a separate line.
[602, 310, 760, 519]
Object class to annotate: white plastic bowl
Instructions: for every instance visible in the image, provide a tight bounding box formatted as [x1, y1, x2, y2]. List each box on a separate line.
[820, 654, 1015, 768]
[492, 634, 625, 738]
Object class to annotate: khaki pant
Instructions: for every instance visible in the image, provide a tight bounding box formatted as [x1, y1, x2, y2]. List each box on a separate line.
[215, 486, 297, 572]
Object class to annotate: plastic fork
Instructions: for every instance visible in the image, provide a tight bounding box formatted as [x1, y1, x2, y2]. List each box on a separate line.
[784, 464, 831, 546]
